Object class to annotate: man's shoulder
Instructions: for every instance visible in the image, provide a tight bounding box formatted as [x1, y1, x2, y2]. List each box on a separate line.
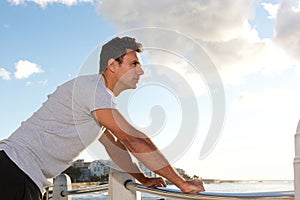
[73, 74, 101, 82]
[60, 74, 102, 87]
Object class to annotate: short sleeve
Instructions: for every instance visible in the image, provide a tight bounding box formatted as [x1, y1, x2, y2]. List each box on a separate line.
[91, 78, 118, 112]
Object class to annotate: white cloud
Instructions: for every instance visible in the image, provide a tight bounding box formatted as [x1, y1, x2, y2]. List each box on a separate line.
[261, 2, 280, 19]
[8, 0, 24, 6]
[296, 62, 300, 77]
[8, 0, 95, 8]
[234, 88, 300, 110]
[275, 0, 300, 62]
[26, 81, 33, 86]
[97, 0, 254, 42]
[140, 48, 208, 97]
[39, 79, 48, 85]
[0, 68, 11, 80]
[202, 31, 296, 85]
[14, 60, 43, 79]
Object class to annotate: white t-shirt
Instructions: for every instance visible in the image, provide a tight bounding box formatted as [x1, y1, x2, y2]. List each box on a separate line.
[0, 74, 117, 193]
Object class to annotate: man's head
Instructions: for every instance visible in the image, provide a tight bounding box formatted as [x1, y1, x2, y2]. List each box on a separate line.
[99, 36, 143, 74]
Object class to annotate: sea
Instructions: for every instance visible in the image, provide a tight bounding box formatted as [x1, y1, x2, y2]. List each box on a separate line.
[71, 180, 294, 200]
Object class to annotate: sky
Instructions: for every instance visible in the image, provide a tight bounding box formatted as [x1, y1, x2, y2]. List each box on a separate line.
[1, 0, 300, 181]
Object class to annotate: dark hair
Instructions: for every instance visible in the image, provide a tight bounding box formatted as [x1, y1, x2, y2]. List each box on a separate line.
[115, 54, 126, 64]
[99, 36, 143, 73]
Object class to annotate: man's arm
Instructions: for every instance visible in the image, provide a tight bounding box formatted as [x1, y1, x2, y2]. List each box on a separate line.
[99, 129, 167, 188]
[94, 109, 205, 194]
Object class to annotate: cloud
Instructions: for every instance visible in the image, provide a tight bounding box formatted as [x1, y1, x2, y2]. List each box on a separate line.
[296, 62, 300, 77]
[26, 81, 33, 86]
[204, 36, 295, 84]
[8, 0, 95, 8]
[262, 2, 280, 19]
[97, 0, 254, 42]
[0, 68, 11, 80]
[234, 88, 300, 110]
[39, 79, 48, 85]
[14, 60, 43, 79]
[275, 0, 300, 62]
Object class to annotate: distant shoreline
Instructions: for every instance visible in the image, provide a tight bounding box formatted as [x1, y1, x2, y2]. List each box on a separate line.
[71, 182, 107, 189]
[203, 179, 293, 184]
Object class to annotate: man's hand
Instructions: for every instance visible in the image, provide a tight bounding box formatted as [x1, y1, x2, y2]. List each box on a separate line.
[140, 177, 167, 188]
[179, 179, 205, 194]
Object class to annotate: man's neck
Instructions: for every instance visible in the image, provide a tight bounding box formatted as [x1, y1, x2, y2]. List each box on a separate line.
[102, 72, 122, 96]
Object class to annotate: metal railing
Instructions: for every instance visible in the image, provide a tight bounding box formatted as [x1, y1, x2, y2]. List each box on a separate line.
[125, 180, 294, 200]
[47, 184, 108, 199]
[60, 184, 108, 197]
[51, 173, 294, 200]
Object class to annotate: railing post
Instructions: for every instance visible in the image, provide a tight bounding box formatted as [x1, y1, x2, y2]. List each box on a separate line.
[108, 168, 141, 200]
[294, 120, 300, 200]
[53, 174, 72, 200]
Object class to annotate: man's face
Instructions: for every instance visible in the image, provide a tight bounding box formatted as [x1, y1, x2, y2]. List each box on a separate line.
[115, 50, 144, 90]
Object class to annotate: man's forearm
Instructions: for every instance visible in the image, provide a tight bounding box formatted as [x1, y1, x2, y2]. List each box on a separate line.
[100, 129, 200, 191]
[121, 133, 186, 187]
[99, 129, 149, 183]
[153, 165, 186, 188]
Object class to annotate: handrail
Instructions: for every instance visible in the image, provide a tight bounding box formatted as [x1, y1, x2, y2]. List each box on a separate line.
[125, 180, 294, 200]
[60, 184, 109, 197]
[53, 178, 294, 200]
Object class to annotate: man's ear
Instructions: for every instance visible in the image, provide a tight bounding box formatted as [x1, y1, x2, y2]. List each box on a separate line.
[107, 58, 116, 72]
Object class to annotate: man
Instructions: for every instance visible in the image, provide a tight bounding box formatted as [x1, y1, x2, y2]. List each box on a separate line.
[0, 36, 205, 200]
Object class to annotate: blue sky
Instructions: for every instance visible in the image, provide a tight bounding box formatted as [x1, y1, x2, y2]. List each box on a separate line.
[1, 0, 300, 181]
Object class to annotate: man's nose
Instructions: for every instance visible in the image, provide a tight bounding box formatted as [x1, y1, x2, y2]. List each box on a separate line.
[136, 67, 144, 75]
